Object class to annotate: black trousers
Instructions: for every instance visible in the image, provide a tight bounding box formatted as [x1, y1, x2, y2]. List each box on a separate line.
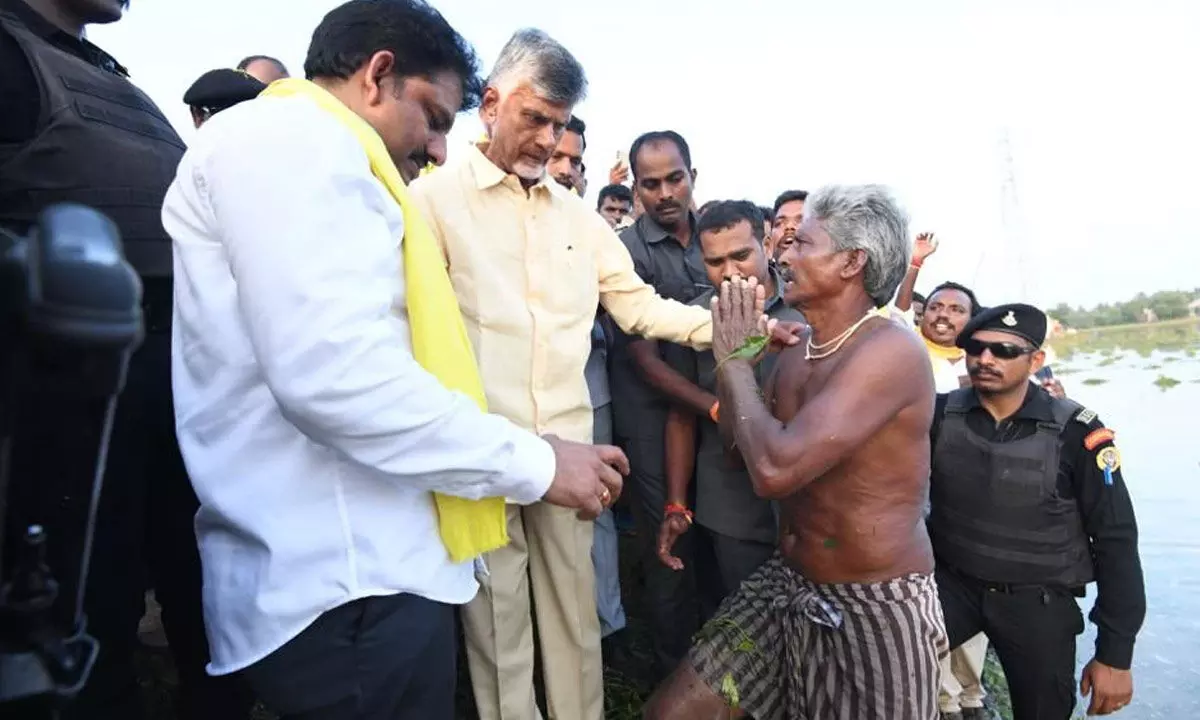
[621, 432, 702, 679]
[937, 565, 1084, 720]
[7, 286, 252, 720]
[241, 594, 457, 720]
[706, 529, 775, 603]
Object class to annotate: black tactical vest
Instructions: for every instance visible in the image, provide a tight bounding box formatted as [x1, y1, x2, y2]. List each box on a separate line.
[0, 12, 185, 278]
[928, 389, 1095, 586]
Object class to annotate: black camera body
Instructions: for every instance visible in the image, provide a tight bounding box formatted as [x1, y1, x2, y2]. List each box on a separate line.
[0, 204, 143, 714]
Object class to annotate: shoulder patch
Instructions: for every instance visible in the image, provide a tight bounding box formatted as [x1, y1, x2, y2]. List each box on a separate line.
[1074, 408, 1097, 425]
[1083, 428, 1115, 451]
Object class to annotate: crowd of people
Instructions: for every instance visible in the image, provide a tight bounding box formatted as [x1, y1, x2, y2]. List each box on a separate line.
[0, 1, 1148, 719]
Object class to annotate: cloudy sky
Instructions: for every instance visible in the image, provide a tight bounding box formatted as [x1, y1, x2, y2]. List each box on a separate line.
[90, 0, 1199, 309]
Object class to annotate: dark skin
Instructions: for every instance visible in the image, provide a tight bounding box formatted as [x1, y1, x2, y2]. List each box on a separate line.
[921, 287, 973, 347]
[644, 217, 935, 720]
[598, 196, 632, 228]
[316, 56, 459, 183]
[659, 220, 774, 569]
[548, 128, 584, 192]
[769, 198, 804, 260]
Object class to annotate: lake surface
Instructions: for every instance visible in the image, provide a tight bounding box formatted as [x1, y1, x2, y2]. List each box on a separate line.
[1051, 339, 1200, 718]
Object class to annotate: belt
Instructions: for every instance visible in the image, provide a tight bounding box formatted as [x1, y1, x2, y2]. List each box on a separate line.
[943, 563, 1075, 595]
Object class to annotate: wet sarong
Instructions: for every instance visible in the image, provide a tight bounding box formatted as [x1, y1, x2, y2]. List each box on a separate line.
[689, 553, 947, 720]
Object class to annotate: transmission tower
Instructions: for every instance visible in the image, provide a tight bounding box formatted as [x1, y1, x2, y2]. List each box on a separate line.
[997, 130, 1035, 304]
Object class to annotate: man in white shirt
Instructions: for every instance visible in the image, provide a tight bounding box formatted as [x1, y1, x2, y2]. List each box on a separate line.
[162, 2, 625, 718]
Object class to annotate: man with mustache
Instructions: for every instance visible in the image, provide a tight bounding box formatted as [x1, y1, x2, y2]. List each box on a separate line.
[645, 184, 947, 720]
[596, 183, 634, 229]
[930, 304, 1145, 719]
[0, 0, 252, 717]
[656, 201, 804, 607]
[548, 114, 586, 195]
[165, 4, 629, 718]
[608, 129, 715, 680]
[766, 189, 807, 260]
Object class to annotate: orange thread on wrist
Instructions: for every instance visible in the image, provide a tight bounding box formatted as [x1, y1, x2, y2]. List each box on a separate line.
[709, 401, 720, 423]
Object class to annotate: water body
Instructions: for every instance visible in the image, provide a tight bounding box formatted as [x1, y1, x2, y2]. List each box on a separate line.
[1052, 343, 1200, 718]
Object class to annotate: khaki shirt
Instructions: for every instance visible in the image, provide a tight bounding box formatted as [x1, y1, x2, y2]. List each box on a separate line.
[409, 144, 711, 443]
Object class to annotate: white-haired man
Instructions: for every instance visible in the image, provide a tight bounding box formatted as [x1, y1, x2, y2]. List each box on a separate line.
[645, 185, 948, 720]
[410, 28, 797, 720]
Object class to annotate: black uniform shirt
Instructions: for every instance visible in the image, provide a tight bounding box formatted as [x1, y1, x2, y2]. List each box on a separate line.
[932, 385, 1146, 670]
[0, 0, 128, 143]
[608, 211, 709, 441]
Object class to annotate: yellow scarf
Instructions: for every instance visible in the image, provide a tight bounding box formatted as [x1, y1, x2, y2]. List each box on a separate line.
[924, 334, 964, 363]
[261, 79, 508, 563]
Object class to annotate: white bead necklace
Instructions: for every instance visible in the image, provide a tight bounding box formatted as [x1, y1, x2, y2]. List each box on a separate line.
[805, 307, 886, 360]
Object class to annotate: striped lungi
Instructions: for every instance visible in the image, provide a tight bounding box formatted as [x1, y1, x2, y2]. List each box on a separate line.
[689, 553, 947, 720]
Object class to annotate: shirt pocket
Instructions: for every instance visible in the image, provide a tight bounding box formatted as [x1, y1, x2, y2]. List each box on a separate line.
[541, 221, 596, 317]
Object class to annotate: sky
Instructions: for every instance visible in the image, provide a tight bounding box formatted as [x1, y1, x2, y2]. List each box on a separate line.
[89, 0, 1200, 310]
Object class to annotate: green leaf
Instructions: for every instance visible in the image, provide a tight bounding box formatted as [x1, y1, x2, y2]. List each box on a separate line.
[717, 335, 768, 369]
[720, 672, 741, 709]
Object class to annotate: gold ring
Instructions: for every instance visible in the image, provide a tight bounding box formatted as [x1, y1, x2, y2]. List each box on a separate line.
[600, 489, 611, 503]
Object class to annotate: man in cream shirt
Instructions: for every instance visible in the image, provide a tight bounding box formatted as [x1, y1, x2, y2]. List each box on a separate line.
[410, 29, 715, 720]
[162, 2, 625, 718]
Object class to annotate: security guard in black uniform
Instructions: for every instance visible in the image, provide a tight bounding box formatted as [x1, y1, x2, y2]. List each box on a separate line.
[0, 0, 251, 717]
[930, 303, 1146, 719]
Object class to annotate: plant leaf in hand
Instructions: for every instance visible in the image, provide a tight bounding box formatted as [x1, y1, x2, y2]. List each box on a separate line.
[717, 334, 768, 369]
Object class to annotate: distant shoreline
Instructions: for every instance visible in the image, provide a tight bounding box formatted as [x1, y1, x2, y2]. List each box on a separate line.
[1057, 316, 1198, 335]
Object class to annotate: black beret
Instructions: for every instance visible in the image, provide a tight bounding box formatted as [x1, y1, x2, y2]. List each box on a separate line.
[183, 69, 266, 109]
[955, 302, 1047, 348]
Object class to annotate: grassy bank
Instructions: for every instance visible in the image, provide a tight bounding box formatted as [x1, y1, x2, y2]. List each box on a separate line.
[1050, 316, 1200, 358]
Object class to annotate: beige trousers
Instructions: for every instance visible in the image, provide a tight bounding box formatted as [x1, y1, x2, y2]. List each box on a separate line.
[938, 632, 989, 712]
[463, 501, 603, 720]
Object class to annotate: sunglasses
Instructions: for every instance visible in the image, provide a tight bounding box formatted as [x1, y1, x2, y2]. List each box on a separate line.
[962, 338, 1037, 360]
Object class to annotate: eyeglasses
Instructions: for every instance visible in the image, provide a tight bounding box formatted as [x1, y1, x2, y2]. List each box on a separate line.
[961, 338, 1037, 360]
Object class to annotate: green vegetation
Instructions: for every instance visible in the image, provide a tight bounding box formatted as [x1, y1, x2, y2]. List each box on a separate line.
[1154, 375, 1181, 390]
[1049, 288, 1199, 329]
[1050, 317, 1200, 358]
[1082, 378, 1108, 386]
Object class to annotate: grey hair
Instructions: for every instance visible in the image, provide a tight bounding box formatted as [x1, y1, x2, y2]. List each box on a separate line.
[806, 184, 911, 307]
[486, 28, 587, 107]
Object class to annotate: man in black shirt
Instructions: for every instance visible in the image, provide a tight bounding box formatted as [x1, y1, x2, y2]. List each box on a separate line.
[0, 1, 250, 717]
[608, 130, 712, 678]
[930, 303, 1145, 719]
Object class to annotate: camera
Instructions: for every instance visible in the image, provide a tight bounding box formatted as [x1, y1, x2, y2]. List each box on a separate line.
[0, 205, 143, 716]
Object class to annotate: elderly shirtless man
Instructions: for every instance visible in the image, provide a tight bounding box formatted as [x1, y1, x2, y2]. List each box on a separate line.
[645, 185, 947, 720]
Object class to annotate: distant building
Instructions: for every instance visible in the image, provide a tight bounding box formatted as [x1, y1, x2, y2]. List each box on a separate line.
[1188, 298, 1200, 317]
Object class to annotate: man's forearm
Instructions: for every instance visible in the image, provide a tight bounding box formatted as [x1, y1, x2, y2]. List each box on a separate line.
[717, 359, 784, 496]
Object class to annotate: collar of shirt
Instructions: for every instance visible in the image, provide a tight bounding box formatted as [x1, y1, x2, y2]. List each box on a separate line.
[465, 141, 568, 199]
[636, 209, 699, 246]
[1, 0, 127, 75]
[961, 382, 1056, 424]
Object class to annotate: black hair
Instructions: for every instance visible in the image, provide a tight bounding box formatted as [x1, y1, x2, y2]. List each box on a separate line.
[237, 54, 288, 73]
[912, 291, 926, 305]
[772, 189, 808, 216]
[597, 184, 633, 209]
[566, 115, 587, 151]
[696, 200, 766, 243]
[629, 130, 692, 179]
[759, 205, 774, 223]
[304, 0, 484, 112]
[927, 281, 981, 316]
